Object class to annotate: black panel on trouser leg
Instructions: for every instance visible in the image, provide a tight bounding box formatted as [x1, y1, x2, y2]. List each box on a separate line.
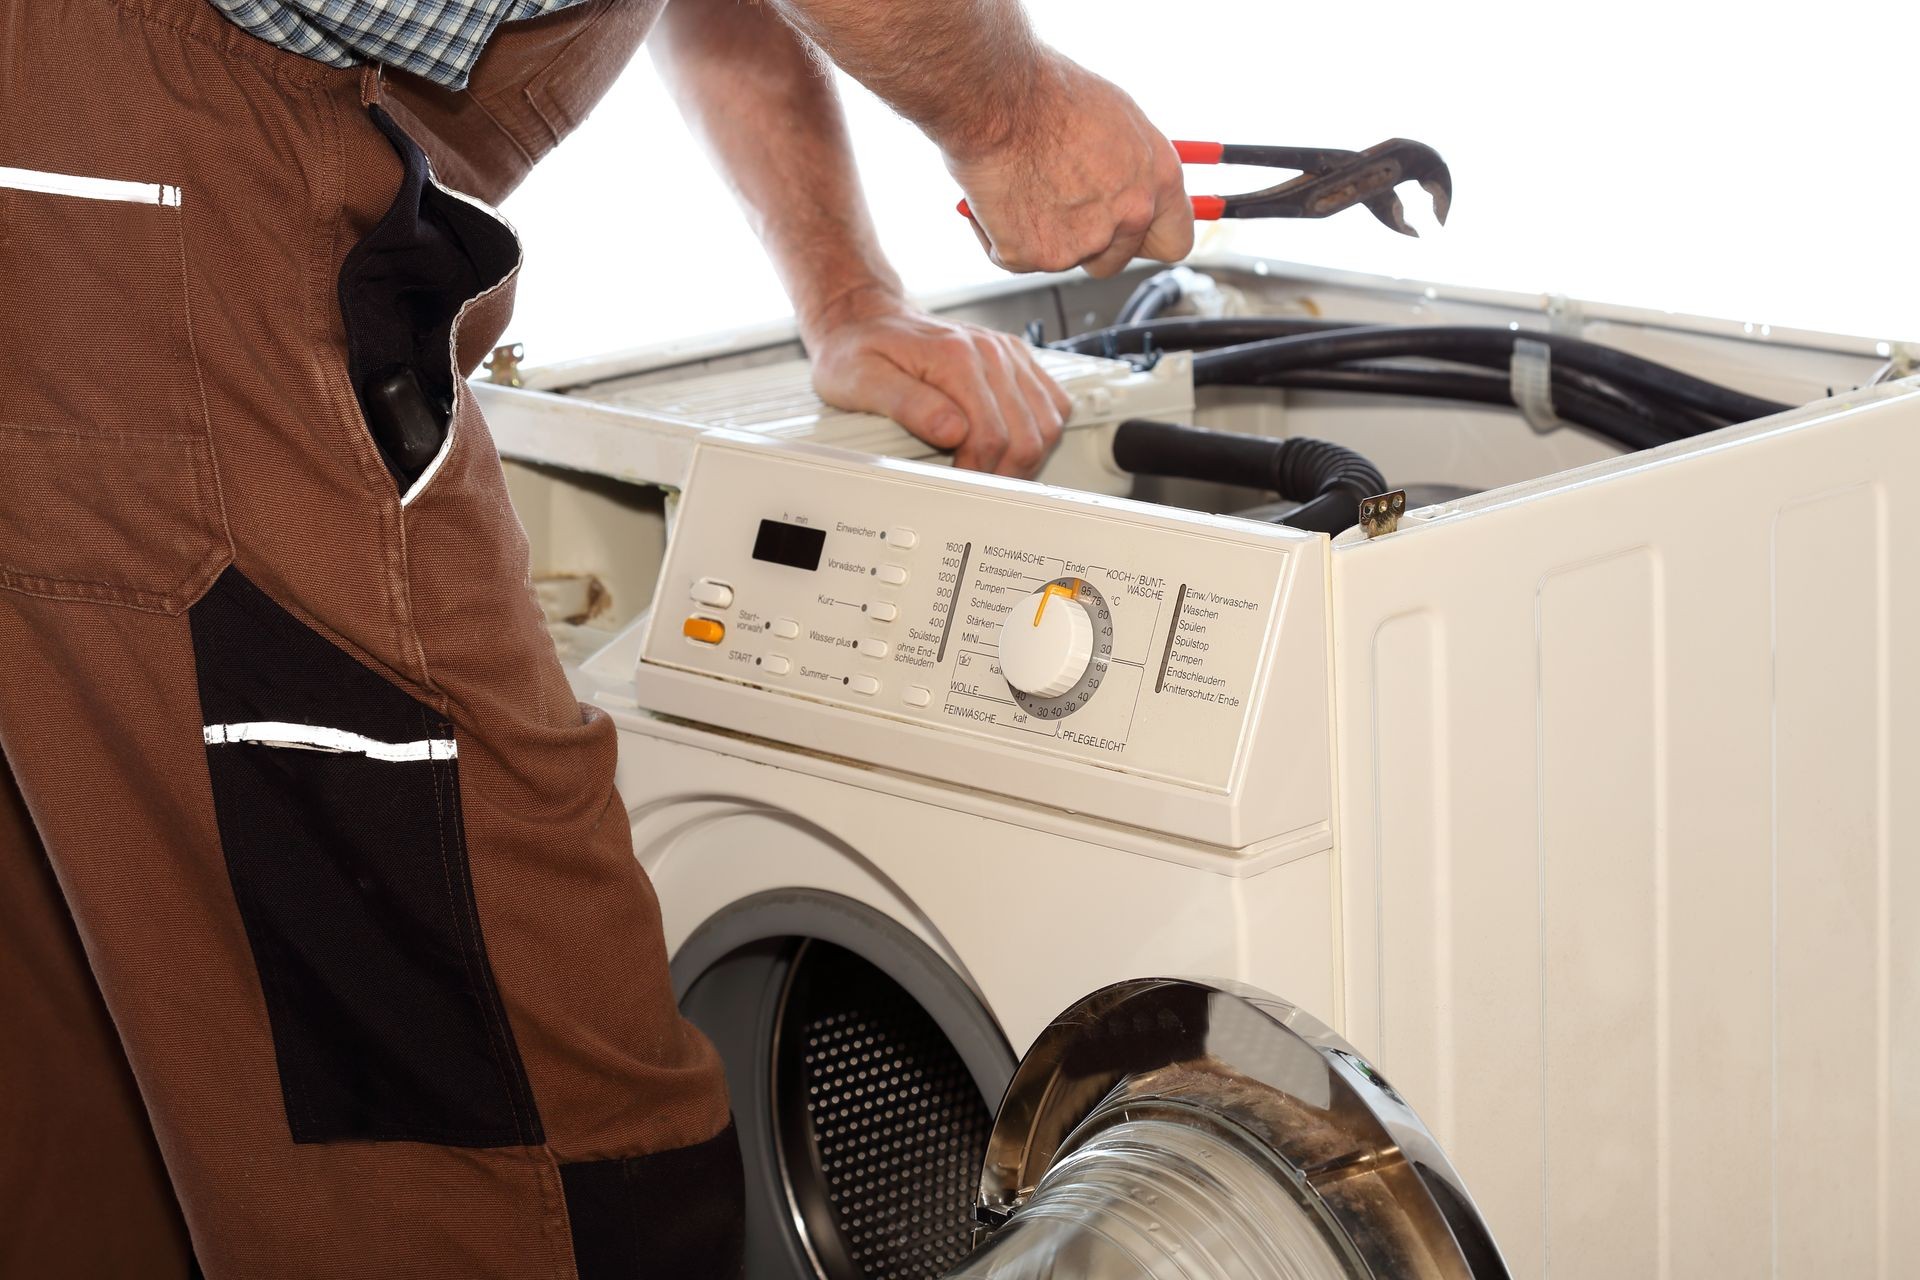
[561, 1120, 747, 1280]
[190, 567, 541, 1146]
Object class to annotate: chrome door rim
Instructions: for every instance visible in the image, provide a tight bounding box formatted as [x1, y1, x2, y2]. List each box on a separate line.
[973, 977, 1509, 1280]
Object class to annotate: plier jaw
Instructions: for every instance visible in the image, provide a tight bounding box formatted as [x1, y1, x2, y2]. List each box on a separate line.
[1178, 137, 1452, 237]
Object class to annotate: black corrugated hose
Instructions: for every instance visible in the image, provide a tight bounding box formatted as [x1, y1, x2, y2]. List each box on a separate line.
[1054, 315, 1345, 355]
[1055, 317, 1795, 451]
[1112, 270, 1187, 326]
[1111, 419, 1386, 534]
[1192, 325, 1790, 424]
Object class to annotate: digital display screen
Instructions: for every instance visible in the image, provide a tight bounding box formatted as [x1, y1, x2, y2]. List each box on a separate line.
[752, 518, 826, 571]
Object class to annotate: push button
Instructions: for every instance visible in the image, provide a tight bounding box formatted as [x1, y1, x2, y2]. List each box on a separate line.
[885, 527, 919, 550]
[690, 578, 733, 609]
[771, 617, 800, 639]
[868, 602, 899, 622]
[763, 655, 792, 675]
[903, 685, 932, 708]
[683, 617, 725, 645]
[849, 674, 880, 696]
[858, 638, 888, 660]
[877, 565, 908, 586]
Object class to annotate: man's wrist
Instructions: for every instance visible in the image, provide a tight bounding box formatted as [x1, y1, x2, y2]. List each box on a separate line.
[926, 44, 1060, 167]
[797, 277, 909, 347]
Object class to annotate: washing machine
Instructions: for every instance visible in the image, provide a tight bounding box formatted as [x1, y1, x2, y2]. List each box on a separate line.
[478, 256, 1920, 1280]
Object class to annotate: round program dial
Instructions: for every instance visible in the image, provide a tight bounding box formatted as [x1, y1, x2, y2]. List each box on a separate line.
[999, 586, 1093, 696]
[999, 578, 1114, 720]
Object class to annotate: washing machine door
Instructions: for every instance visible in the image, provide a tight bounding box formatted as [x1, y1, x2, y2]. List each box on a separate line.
[951, 979, 1508, 1280]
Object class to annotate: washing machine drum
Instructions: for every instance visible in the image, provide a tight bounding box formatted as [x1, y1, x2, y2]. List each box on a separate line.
[954, 980, 1509, 1280]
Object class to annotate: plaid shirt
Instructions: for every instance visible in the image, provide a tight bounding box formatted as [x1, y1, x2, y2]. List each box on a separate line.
[208, 0, 590, 90]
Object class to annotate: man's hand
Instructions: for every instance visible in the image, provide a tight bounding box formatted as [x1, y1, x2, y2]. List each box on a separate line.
[949, 54, 1194, 278]
[804, 289, 1070, 477]
[767, 1, 1193, 279]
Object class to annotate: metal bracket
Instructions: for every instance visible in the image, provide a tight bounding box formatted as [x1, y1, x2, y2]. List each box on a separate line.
[484, 342, 525, 387]
[1360, 489, 1407, 539]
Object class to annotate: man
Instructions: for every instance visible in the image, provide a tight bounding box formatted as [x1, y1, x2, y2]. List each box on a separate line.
[0, 0, 1190, 1275]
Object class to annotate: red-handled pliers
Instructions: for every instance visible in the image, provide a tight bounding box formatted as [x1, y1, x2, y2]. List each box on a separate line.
[959, 136, 1451, 238]
[1176, 137, 1451, 235]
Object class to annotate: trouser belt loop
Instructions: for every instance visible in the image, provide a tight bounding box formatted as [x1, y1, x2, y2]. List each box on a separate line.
[358, 63, 384, 108]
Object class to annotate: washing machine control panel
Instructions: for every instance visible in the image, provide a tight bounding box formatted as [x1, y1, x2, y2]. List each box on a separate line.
[638, 442, 1305, 794]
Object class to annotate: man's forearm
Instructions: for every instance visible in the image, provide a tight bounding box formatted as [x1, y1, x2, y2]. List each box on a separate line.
[763, 0, 1050, 161]
[652, 0, 1170, 477]
[651, 0, 1071, 480]
[650, 0, 903, 340]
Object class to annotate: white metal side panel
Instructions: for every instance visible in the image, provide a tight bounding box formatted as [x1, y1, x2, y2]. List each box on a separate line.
[1772, 485, 1893, 1277]
[1330, 389, 1920, 1279]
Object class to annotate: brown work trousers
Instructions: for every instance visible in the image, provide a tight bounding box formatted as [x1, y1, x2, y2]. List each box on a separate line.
[0, 1, 744, 1275]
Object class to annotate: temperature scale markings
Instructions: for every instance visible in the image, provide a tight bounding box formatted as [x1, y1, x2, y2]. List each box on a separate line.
[945, 645, 1057, 737]
[935, 541, 971, 664]
[1154, 583, 1188, 694]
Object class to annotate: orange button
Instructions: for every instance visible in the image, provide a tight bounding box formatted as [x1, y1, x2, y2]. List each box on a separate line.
[683, 616, 725, 645]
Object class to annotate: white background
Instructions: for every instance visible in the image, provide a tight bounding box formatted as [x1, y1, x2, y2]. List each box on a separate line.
[502, 1, 1917, 366]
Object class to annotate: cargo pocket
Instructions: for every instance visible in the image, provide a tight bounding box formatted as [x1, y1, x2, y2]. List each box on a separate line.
[0, 168, 231, 613]
[190, 567, 542, 1147]
[337, 105, 519, 506]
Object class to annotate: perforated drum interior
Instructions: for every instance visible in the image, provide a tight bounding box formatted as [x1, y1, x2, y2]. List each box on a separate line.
[774, 942, 994, 1280]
